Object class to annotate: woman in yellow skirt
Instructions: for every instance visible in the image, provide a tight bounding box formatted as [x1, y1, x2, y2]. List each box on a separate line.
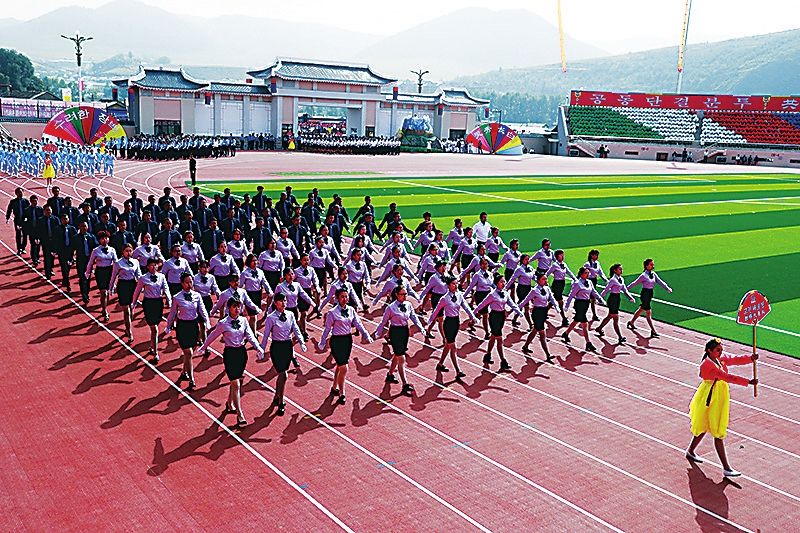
[43, 154, 56, 190]
[685, 338, 758, 477]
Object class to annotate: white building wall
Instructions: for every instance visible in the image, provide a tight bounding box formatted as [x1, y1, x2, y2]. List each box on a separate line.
[194, 100, 214, 135]
[250, 102, 270, 133]
[221, 101, 243, 135]
[377, 108, 392, 137]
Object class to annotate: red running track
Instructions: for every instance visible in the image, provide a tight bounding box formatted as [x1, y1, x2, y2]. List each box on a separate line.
[0, 153, 798, 532]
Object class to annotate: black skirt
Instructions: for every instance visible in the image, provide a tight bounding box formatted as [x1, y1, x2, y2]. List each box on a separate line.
[168, 282, 182, 296]
[95, 266, 112, 291]
[246, 290, 262, 314]
[533, 306, 548, 331]
[223, 345, 247, 380]
[297, 288, 312, 312]
[352, 281, 364, 300]
[573, 299, 590, 323]
[234, 258, 244, 271]
[176, 319, 199, 349]
[422, 271, 433, 284]
[264, 270, 281, 290]
[314, 267, 327, 285]
[551, 280, 566, 300]
[270, 339, 293, 373]
[188, 262, 199, 274]
[488, 252, 500, 263]
[607, 292, 621, 315]
[202, 295, 213, 312]
[116, 279, 136, 307]
[475, 290, 490, 315]
[389, 325, 410, 356]
[214, 274, 230, 290]
[142, 297, 164, 326]
[589, 278, 599, 292]
[460, 253, 474, 269]
[516, 284, 532, 302]
[640, 288, 654, 311]
[504, 268, 514, 282]
[489, 310, 505, 337]
[443, 316, 460, 344]
[330, 334, 353, 366]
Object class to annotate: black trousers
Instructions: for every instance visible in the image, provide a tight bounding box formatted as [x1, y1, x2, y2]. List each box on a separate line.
[42, 244, 55, 277]
[76, 259, 90, 301]
[28, 235, 40, 263]
[58, 252, 72, 286]
[13, 221, 27, 251]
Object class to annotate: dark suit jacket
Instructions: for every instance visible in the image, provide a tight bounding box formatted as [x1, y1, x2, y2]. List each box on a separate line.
[71, 233, 98, 265]
[53, 224, 77, 255]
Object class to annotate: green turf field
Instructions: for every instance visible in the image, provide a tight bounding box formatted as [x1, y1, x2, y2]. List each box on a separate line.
[195, 173, 800, 358]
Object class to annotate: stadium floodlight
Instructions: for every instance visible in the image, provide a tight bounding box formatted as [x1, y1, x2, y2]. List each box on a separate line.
[61, 31, 93, 103]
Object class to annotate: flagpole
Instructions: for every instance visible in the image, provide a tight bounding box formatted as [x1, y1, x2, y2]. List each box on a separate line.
[752, 324, 758, 397]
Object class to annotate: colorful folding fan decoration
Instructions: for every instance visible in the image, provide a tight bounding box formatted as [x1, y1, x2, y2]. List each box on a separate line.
[42, 105, 126, 146]
[465, 122, 523, 155]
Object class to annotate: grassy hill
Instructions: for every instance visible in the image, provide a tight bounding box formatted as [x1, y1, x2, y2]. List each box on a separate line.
[452, 29, 800, 96]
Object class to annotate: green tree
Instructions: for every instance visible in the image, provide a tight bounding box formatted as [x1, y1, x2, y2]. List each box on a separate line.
[0, 48, 45, 93]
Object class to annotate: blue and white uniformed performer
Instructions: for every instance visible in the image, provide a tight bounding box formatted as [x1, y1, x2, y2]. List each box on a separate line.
[198, 298, 263, 426]
[259, 292, 307, 416]
[627, 258, 672, 338]
[545, 249, 577, 327]
[164, 272, 211, 391]
[108, 243, 141, 342]
[584, 249, 609, 322]
[596, 263, 636, 344]
[132, 258, 172, 361]
[319, 287, 373, 405]
[374, 285, 424, 394]
[85, 231, 118, 323]
[520, 272, 560, 361]
[562, 267, 605, 352]
[474, 274, 522, 370]
[432, 276, 477, 379]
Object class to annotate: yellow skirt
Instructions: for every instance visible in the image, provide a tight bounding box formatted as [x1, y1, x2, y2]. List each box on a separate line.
[43, 164, 55, 179]
[689, 379, 730, 439]
[288, 140, 296, 150]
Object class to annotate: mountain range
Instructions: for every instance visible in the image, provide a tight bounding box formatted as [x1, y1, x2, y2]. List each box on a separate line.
[0, 1, 605, 81]
[453, 29, 800, 96]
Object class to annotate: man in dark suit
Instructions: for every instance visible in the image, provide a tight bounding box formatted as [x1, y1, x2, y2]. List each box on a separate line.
[219, 208, 242, 241]
[193, 197, 214, 230]
[158, 186, 177, 210]
[62, 197, 80, 228]
[301, 195, 321, 235]
[72, 222, 98, 303]
[23, 195, 44, 266]
[252, 185, 267, 214]
[155, 219, 182, 258]
[5, 188, 30, 254]
[99, 196, 120, 225]
[53, 213, 77, 289]
[189, 153, 197, 186]
[135, 210, 160, 244]
[188, 187, 203, 211]
[208, 194, 225, 221]
[276, 192, 293, 226]
[110, 220, 136, 257]
[157, 202, 180, 227]
[360, 213, 380, 243]
[248, 217, 272, 256]
[200, 218, 224, 260]
[95, 211, 116, 238]
[323, 214, 343, 255]
[179, 210, 202, 240]
[83, 188, 103, 213]
[127, 188, 144, 217]
[77, 203, 99, 236]
[46, 186, 65, 217]
[175, 195, 191, 222]
[118, 201, 140, 234]
[285, 186, 300, 208]
[37, 205, 60, 279]
[287, 215, 310, 257]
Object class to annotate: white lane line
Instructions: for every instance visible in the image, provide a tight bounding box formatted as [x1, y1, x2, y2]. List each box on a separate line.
[510, 177, 717, 186]
[0, 238, 356, 533]
[303, 321, 756, 532]
[390, 179, 581, 211]
[292, 345, 627, 532]
[583, 194, 800, 211]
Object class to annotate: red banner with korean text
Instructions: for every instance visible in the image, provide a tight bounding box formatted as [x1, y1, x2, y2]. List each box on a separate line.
[570, 91, 800, 112]
[736, 290, 771, 325]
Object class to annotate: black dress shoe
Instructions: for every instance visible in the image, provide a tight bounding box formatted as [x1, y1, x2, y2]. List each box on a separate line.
[401, 384, 414, 394]
[178, 373, 188, 382]
[435, 364, 449, 373]
[595, 328, 604, 337]
[337, 395, 346, 405]
[385, 373, 399, 384]
[456, 371, 467, 379]
[292, 357, 300, 368]
[277, 404, 285, 416]
[500, 360, 512, 371]
[586, 342, 597, 352]
[188, 380, 196, 390]
[483, 354, 494, 365]
[561, 319, 569, 327]
[331, 387, 340, 396]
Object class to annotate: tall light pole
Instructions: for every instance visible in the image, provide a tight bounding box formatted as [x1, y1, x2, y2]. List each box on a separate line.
[492, 108, 502, 124]
[410, 69, 429, 94]
[61, 31, 93, 103]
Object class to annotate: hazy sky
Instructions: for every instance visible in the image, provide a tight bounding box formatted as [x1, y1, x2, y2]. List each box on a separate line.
[3, 0, 799, 53]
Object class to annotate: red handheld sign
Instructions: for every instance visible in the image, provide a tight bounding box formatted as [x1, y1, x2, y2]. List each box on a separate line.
[736, 290, 770, 325]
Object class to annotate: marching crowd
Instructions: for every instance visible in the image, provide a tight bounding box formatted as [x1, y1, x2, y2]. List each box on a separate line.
[0, 138, 115, 179]
[109, 134, 237, 160]
[5, 182, 681, 424]
[297, 134, 401, 155]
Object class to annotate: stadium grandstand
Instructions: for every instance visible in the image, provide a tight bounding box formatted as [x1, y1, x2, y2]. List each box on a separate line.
[558, 91, 800, 167]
